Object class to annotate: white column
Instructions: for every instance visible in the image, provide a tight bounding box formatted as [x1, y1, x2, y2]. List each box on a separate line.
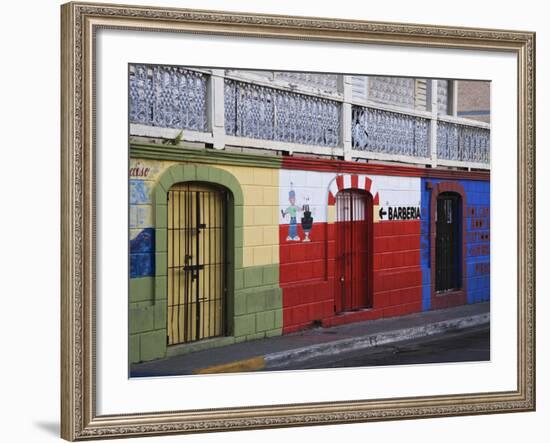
[451, 80, 459, 117]
[429, 79, 439, 167]
[209, 69, 225, 150]
[342, 75, 353, 161]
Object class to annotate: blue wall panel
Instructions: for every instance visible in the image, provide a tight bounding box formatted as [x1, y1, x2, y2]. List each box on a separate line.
[420, 178, 490, 310]
[129, 228, 155, 278]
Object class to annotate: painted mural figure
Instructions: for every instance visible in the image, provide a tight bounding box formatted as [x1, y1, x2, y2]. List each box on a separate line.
[301, 197, 313, 242]
[281, 188, 301, 241]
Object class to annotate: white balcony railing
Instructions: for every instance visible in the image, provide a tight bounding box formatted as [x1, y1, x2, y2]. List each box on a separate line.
[129, 65, 208, 132]
[437, 119, 490, 164]
[224, 79, 341, 147]
[351, 106, 430, 159]
[129, 64, 490, 170]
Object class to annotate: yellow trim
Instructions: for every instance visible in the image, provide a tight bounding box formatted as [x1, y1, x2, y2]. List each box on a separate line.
[373, 204, 381, 223]
[327, 205, 336, 224]
[192, 356, 266, 374]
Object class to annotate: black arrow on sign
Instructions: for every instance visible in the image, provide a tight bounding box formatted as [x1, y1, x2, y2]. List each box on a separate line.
[379, 207, 387, 220]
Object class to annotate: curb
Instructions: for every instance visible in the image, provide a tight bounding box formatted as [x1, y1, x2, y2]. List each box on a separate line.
[264, 312, 489, 369]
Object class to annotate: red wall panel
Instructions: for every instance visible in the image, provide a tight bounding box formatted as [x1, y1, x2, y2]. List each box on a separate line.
[280, 217, 424, 333]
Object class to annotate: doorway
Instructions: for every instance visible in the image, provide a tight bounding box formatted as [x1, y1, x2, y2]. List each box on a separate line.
[335, 189, 373, 312]
[435, 192, 461, 292]
[166, 182, 228, 345]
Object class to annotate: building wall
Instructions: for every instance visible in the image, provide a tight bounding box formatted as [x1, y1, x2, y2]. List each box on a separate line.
[214, 164, 283, 345]
[456, 80, 491, 123]
[278, 169, 424, 333]
[279, 169, 490, 333]
[129, 159, 283, 364]
[420, 178, 490, 311]
[129, 160, 169, 363]
[128, 147, 490, 363]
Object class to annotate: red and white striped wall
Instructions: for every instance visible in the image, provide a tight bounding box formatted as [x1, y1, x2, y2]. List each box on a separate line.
[279, 168, 423, 333]
[327, 174, 380, 207]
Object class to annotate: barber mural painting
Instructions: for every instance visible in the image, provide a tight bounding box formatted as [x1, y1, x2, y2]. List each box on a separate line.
[301, 198, 314, 242]
[281, 186, 301, 241]
[127, 64, 491, 374]
[281, 185, 315, 242]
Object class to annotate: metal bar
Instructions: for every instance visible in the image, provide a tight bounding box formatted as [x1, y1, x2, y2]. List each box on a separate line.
[217, 190, 221, 336]
[219, 190, 222, 336]
[176, 189, 181, 343]
[214, 190, 218, 337]
[171, 191, 176, 344]
[166, 190, 170, 344]
[215, 190, 220, 336]
[209, 192, 212, 338]
[167, 261, 225, 267]
[222, 189, 227, 335]
[201, 190, 206, 340]
[344, 192, 351, 308]
[183, 186, 190, 343]
[211, 191, 215, 338]
[182, 190, 187, 340]
[191, 187, 196, 341]
[349, 192, 352, 309]
[187, 185, 193, 341]
[351, 192, 355, 308]
[195, 191, 201, 341]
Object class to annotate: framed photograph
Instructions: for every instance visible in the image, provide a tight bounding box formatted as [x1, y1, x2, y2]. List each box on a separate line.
[61, 1, 535, 440]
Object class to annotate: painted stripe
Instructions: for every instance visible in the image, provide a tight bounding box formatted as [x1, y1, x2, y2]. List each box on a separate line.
[336, 175, 344, 191]
[192, 356, 266, 374]
[364, 176, 372, 192]
[132, 143, 490, 182]
[358, 175, 365, 190]
[343, 175, 352, 190]
[329, 181, 339, 203]
[328, 191, 335, 206]
[280, 156, 490, 181]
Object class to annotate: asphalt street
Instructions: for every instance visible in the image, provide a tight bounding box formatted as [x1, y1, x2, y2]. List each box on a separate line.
[265, 325, 490, 371]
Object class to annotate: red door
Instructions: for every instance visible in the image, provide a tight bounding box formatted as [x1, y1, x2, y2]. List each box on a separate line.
[335, 189, 373, 312]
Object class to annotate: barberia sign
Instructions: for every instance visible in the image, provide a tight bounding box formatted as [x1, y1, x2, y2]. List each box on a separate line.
[379, 206, 421, 221]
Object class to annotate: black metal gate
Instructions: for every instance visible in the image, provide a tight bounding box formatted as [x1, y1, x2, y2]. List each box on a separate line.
[167, 183, 227, 345]
[435, 192, 461, 292]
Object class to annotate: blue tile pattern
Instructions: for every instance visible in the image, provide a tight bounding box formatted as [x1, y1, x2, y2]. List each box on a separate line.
[130, 228, 155, 278]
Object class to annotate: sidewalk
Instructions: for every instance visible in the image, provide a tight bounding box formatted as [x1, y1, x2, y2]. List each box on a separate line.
[130, 302, 489, 377]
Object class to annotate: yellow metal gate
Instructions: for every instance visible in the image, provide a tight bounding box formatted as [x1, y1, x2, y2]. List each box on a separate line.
[167, 183, 227, 345]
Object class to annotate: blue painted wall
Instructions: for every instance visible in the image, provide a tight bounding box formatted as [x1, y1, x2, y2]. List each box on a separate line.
[420, 178, 490, 310]
[130, 228, 155, 278]
[129, 178, 155, 279]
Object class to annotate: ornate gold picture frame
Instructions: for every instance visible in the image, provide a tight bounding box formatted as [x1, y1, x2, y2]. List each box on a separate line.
[61, 1, 535, 440]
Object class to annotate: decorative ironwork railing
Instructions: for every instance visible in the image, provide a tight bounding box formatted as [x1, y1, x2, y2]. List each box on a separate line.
[129, 65, 208, 132]
[129, 65, 490, 168]
[351, 106, 430, 158]
[224, 79, 341, 147]
[437, 121, 490, 164]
